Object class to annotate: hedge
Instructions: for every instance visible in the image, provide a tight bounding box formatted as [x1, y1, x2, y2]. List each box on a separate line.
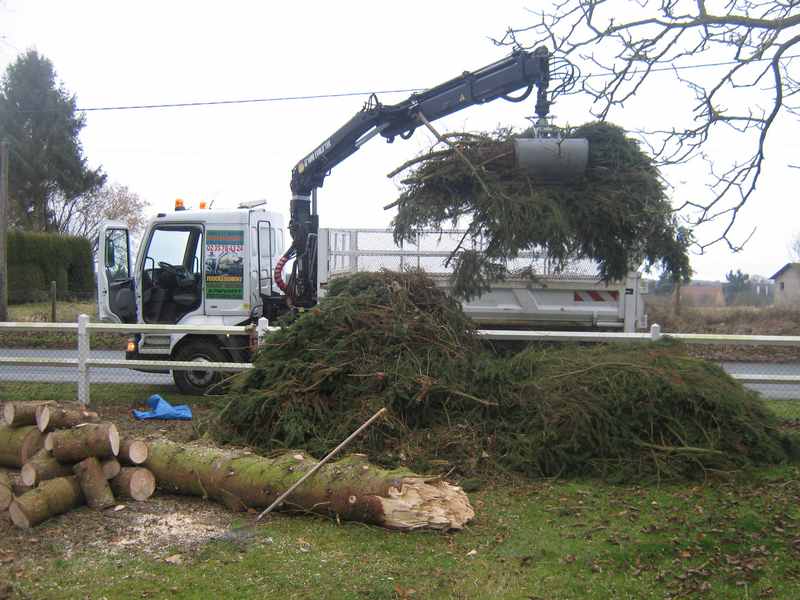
[7, 231, 94, 303]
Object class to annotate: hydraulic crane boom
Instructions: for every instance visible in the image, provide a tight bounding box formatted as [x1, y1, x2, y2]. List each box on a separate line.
[280, 47, 555, 308]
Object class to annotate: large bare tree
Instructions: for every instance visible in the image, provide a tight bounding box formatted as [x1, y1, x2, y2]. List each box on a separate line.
[497, 0, 800, 253]
[50, 182, 148, 251]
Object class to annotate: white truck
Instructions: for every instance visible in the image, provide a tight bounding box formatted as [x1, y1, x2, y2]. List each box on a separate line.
[98, 204, 646, 394]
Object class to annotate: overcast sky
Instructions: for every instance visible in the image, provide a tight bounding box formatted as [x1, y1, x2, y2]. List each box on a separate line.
[2, 0, 798, 281]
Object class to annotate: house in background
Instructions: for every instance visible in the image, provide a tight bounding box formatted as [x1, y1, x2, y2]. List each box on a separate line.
[770, 263, 800, 306]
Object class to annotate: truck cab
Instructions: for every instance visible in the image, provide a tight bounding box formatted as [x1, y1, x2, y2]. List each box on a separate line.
[97, 200, 286, 394]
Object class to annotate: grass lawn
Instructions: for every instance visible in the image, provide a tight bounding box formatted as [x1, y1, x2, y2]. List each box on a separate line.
[1, 384, 799, 599]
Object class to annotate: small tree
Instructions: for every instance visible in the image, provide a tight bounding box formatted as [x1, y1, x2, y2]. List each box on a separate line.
[724, 269, 752, 305]
[0, 50, 105, 231]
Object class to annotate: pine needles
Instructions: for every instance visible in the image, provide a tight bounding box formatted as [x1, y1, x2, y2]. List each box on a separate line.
[215, 272, 797, 482]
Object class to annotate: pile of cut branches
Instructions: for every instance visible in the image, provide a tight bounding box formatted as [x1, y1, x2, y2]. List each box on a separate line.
[216, 271, 797, 481]
[391, 122, 692, 299]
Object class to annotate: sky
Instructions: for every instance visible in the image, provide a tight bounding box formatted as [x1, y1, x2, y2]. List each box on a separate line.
[1, 0, 798, 281]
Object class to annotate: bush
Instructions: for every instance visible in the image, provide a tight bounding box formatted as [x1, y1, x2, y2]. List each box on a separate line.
[7, 231, 94, 303]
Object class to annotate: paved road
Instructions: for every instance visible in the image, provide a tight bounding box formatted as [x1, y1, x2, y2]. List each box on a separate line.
[1, 349, 799, 399]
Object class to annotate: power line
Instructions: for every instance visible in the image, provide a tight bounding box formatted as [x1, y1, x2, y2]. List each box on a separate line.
[74, 89, 425, 113]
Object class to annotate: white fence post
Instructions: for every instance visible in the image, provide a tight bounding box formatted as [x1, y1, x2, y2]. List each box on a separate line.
[256, 317, 269, 347]
[77, 313, 90, 406]
[650, 323, 661, 341]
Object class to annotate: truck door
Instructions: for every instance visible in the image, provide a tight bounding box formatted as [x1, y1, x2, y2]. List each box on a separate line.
[98, 221, 136, 323]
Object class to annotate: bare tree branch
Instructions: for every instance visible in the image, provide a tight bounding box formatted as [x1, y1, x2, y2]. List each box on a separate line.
[495, 0, 800, 253]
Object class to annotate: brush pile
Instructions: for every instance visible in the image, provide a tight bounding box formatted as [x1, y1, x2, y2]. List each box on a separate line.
[219, 271, 798, 481]
[390, 122, 692, 299]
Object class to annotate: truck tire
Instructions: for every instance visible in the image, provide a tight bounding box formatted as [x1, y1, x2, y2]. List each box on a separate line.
[172, 340, 229, 395]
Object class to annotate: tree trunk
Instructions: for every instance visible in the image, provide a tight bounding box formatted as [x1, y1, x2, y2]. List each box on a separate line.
[0, 425, 45, 468]
[110, 467, 156, 501]
[9, 476, 84, 528]
[73, 457, 115, 509]
[36, 406, 100, 433]
[118, 438, 148, 465]
[21, 448, 73, 486]
[0, 469, 11, 511]
[101, 458, 121, 480]
[145, 440, 474, 530]
[3, 402, 56, 427]
[50, 423, 119, 463]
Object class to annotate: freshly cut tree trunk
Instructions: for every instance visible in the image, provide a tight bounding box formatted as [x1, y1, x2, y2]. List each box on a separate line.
[36, 406, 99, 433]
[101, 458, 121, 480]
[21, 449, 73, 486]
[50, 423, 119, 463]
[0, 469, 11, 510]
[9, 476, 84, 528]
[3, 401, 56, 427]
[0, 425, 45, 468]
[118, 438, 148, 465]
[110, 467, 156, 501]
[145, 440, 474, 530]
[73, 457, 115, 509]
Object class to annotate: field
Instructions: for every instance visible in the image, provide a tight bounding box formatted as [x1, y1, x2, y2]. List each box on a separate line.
[1, 384, 800, 600]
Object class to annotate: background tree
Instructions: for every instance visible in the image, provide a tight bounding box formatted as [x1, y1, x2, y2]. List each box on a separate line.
[0, 50, 104, 231]
[724, 268, 753, 305]
[50, 182, 148, 251]
[497, 0, 800, 253]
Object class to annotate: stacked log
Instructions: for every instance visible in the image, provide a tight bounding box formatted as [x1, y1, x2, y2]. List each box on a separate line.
[0, 469, 12, 510]
[0, 425, 44, 468]
[3, 401, 56, 427]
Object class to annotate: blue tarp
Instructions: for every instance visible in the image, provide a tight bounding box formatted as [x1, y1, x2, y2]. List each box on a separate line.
[133, 394, 193, 421]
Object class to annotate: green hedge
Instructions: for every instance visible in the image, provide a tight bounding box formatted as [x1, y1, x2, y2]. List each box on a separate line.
[7, 231, 94, 304]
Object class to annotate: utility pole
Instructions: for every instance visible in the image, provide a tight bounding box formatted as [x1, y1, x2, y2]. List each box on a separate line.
[0, 139, 8, 322]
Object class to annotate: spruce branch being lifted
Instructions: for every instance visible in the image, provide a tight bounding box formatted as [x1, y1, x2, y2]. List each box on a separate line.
[390, 122, 692, 300]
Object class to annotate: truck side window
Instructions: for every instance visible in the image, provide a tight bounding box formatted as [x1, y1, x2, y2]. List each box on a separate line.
[105, 229, 130, 281]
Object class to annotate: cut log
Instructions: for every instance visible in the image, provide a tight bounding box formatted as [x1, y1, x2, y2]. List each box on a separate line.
[0, 425, 45, 468]
[0, 469, 11, 510]
[36, 406, 99, 433]
[145, 440, 474, 530]
[3, 401, 56, 427]
[73, 457, 115, 509]
[8, 476, 84, 528]
[110, 467, 156, 501]
[101, 458, 121, 480]
[50, 423, 119, 463]
[21, 449, 73, 487]
[118, 438, 148, 465]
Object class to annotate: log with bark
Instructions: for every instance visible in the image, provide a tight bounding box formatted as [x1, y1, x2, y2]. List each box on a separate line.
[8, 476, 84, 528]
[110, 467, 156, 501]
[50, 423, 119, 463]
[36, 405, 99, 433]
[145, 440, 474, 530]
[0, 425, 45, 468]
[0, 469, 11, 511]
[118, 438, 148, 465]
[21, 449, 73, 487]
[3, 401, 56, 427]
[73, 458, 115, 509]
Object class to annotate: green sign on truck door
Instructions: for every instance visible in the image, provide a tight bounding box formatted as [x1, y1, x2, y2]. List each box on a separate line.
[205, 230, 244, 299]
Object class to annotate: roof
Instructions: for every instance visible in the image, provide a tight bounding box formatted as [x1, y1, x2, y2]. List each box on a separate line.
[770, 262, 800, 280]
[150, 207, 285, 227]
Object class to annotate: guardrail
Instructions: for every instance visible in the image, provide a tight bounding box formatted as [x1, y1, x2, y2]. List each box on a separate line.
[1, 318, 798, 404]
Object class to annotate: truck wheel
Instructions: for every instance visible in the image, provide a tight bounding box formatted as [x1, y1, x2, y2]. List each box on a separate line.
[172, 340, 228, 395]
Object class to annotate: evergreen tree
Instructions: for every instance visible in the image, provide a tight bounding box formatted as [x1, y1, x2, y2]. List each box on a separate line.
[0, 50, 105, 231]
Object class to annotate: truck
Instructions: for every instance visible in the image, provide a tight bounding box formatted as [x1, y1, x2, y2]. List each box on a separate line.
[97, 46, 641, 394]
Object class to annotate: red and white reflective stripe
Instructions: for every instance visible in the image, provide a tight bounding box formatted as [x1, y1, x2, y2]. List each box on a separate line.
[573, 290, 620, 302]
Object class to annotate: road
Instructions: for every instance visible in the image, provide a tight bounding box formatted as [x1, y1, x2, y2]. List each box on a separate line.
[0, 349, 799, 399]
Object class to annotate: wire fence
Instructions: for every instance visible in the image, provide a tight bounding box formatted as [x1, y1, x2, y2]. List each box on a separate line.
[1, 316, 800, 403]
